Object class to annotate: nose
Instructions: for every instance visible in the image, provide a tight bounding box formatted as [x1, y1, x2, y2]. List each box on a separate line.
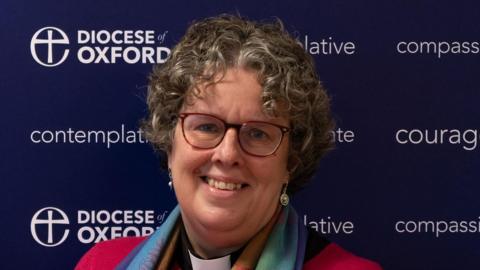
[211, 127, 243, 166]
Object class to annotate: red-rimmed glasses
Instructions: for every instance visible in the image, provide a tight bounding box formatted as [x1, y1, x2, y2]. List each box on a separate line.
[179, 113, 290, 157]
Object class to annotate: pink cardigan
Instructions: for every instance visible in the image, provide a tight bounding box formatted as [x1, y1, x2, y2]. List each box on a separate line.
[76, 236, 382, 270]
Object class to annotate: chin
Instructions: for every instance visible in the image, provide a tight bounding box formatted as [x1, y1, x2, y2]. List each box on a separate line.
[199, 226, 248, 252]
[184, 206, 251, 245]
[196, 204, 247, 232]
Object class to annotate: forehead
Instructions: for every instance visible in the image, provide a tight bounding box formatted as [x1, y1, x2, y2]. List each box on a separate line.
[183, 69, 289, 126]
[183, 68, 287, 124]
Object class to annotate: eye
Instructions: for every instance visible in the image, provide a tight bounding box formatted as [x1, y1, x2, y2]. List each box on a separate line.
[194, 123, 221, 133]
[248, 128, 269, 140]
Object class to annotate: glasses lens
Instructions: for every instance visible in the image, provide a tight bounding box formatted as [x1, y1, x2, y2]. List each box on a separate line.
[183, 114, 225, 148]
[239, 123, 283, 156]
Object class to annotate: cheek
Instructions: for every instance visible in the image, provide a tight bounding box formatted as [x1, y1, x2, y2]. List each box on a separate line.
[170, 126, 206, 174]
[248, 147, 290, 188]
[250, 160, 287, 182]
[260, 142, 290, 181]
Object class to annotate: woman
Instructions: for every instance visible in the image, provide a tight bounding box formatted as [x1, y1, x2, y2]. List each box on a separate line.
[76, 14, 382, 270]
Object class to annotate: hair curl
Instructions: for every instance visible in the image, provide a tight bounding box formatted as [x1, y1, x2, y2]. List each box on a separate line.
[141, 14, 335, 194]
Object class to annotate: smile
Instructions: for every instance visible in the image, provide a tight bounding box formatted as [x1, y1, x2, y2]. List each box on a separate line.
[200, 176, 246, 191]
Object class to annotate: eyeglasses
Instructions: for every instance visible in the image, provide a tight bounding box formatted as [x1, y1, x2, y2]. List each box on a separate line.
[179, 113, 290, 157]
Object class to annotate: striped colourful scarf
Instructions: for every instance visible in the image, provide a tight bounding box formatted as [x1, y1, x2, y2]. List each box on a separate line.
[116, 205, 307, 270]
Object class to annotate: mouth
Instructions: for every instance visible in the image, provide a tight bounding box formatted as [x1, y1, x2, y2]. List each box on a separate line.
[200, 176, 248, 191]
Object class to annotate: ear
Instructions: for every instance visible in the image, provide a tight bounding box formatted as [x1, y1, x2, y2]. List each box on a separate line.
[167, 154, 172, 169]
[287, 154, 300, 176]
[283, 167, 290, 185]
[167, 143, 174, 170]
[167, 124, 177, 169]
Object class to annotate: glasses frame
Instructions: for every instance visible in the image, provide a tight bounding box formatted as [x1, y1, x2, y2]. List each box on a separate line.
[178, 112, 290, 157]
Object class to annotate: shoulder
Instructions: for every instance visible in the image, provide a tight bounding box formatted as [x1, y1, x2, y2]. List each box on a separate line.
[303, 229, 382, 270]
[75, 236, 147, 270]
[304, 243, 383, 270]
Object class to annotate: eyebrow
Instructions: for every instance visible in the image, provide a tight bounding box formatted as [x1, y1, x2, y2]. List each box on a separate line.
[181, 110, 288, 127]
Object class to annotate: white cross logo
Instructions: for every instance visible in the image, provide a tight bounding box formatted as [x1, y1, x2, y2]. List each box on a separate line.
[31, 207, 70, 247]
[30, 26, 70, 67]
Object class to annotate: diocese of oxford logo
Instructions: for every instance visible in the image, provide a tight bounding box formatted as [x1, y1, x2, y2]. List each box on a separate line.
[30, 207, 70, 247]
[30, 26, 70, 67]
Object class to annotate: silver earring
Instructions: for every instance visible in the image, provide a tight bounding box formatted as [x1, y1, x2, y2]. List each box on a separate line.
[280, 183, 289, 206]
[168, 169, 173, 190]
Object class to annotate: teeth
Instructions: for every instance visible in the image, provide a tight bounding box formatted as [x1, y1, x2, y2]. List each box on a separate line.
[206, 177, 243, 191]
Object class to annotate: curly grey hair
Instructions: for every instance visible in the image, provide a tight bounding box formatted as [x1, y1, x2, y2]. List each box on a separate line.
[141, 14, 334, 194]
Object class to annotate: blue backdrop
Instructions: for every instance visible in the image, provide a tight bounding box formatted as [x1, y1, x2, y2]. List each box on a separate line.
[1, 0, 479, 269]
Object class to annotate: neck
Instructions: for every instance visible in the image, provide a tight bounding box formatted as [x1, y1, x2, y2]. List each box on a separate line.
[188, 233, 240, 259]
[180, 219, 241, 259]
[182, 215, 245, 259]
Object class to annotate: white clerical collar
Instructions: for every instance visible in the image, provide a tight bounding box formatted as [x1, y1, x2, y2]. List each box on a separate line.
[188, 249, 231, 270]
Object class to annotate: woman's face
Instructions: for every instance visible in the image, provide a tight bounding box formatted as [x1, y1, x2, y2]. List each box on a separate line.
[168, 68, 290, 258]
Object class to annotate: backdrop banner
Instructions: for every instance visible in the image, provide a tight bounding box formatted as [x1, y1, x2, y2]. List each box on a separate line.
[1, 0, 479, 269]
